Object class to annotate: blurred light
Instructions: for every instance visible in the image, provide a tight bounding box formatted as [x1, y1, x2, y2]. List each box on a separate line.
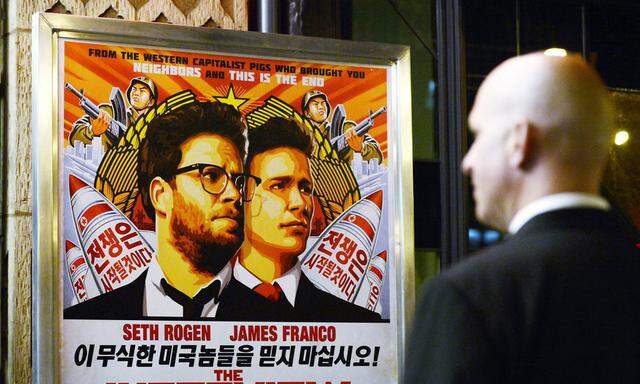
[469, 229, 482, 249]
[615, 130, 630, 146]
[483, 230, 501, 245]
[426, 80, 436, 109]
[544, 48, 567, 57]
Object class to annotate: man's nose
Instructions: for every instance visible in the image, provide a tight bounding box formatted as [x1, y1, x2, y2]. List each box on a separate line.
[287, 187, 306, 211]
[219, 177, 242, 203]
[461, 151, 472, 175]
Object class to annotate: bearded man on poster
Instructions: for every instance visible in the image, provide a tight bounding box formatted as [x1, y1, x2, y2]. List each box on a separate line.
[218, 117, 380, 322]
[65, 101, 249, 320]
[404, 53, 640, 383]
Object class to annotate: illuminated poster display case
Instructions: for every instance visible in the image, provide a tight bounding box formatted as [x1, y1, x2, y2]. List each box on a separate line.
[32, 13, 414, 384]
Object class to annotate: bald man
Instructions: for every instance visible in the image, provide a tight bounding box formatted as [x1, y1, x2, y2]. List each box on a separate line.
[404, 53, 640, 383]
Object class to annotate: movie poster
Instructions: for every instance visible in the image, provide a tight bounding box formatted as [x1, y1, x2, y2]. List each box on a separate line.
[60, 39, 396, 383]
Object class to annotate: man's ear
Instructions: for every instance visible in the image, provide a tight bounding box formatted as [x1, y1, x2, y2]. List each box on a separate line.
[149, 176, 173, 217]
[508, 119, 535, 170]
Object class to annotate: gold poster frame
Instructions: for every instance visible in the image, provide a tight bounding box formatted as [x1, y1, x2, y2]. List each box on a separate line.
[32, 12, 414, 383]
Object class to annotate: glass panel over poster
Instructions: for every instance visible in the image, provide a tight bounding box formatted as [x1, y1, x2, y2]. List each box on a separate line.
[32, 13, 413, 384]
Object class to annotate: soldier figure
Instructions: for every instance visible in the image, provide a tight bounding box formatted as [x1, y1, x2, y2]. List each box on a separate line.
[301, 90, 383, 164]
[69, 76, 157, 150]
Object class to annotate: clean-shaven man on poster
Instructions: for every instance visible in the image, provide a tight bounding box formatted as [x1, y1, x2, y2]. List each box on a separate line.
[65, 101, 250, 320]
[218, 117, 380, 322]
[404, 53, 640, 383]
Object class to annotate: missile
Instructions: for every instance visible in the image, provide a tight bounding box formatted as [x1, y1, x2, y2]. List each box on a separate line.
[65, 240, 92, 303]
[365, 251, 388, 313]
[68, 173, 154, 294]
[300, 189, 384, 306]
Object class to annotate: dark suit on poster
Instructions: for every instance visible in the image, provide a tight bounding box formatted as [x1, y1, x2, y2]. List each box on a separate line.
[64, 269, 381, 322]
[64, 270, 148, 319]
[404, 208, 640, 384]
[64, 270, 239, 320]
[218, 273, 382, 322]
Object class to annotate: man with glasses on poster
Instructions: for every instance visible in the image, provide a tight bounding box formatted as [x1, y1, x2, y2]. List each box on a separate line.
[218, 117, 380, 321]
[65, 101, 251, 319]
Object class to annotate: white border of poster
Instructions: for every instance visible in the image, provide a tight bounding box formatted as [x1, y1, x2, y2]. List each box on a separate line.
[32, 13, 414, 384]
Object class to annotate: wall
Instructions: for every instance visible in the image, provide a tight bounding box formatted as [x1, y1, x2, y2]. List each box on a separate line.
[352, 0, 436, 161]
[2, 1, 247, 381]
[351, 0, 440, 289]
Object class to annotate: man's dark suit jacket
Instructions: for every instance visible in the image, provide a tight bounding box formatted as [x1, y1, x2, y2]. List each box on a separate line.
[64, 270, 381, 322]
[65, 269, 157, 320]
[404, 208, 640, 384]
[217, 273, 381, 322]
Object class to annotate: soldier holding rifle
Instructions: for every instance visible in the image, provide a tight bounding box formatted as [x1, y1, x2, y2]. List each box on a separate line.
[301, 90, 384, 164]
[68, 76, 157, 150]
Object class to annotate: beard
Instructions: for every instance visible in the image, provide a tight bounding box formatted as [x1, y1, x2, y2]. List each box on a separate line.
[170, 193, 243, 275]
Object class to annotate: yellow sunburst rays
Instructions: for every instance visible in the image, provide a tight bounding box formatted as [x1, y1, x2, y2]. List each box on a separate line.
[340, 81, 387, 121]
[341, 82, 388, 142]
[134, 47, 186, 95]
[275, 62, 341, 104]
[148, 48, 215, 96]
[215, 84, 250, 110]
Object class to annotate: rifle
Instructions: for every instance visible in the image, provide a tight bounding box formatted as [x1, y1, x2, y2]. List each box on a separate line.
[65, 82, 128, 142]
[330, 106, 387, 156]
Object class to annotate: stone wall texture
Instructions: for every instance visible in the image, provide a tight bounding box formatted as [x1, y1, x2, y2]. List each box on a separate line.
[3, 1, 247, 382]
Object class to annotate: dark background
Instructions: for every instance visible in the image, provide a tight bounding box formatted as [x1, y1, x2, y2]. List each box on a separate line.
[247, 0, 640, 280]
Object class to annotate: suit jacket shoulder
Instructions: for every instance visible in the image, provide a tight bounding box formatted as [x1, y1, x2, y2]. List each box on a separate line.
[405, 208, 640, 383]
[294, 274, 382, 322]
[216, 277, 296, 321]
[64, 269, 147, 320]
[440, 209, 640, 324]
[217, 275, 382, 322]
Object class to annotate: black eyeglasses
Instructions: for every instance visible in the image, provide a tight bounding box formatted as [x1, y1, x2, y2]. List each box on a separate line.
[173, 163, 261, 202]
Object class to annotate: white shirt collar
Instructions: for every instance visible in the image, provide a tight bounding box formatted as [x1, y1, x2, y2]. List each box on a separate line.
[508, 192, 610, 234]
[144, 256, 233, 317]
[233, 260, 301, 306]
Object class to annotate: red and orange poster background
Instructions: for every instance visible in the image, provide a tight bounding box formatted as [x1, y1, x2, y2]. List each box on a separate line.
[63, 41, 388, 157]
[60, 40, 396, 384]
